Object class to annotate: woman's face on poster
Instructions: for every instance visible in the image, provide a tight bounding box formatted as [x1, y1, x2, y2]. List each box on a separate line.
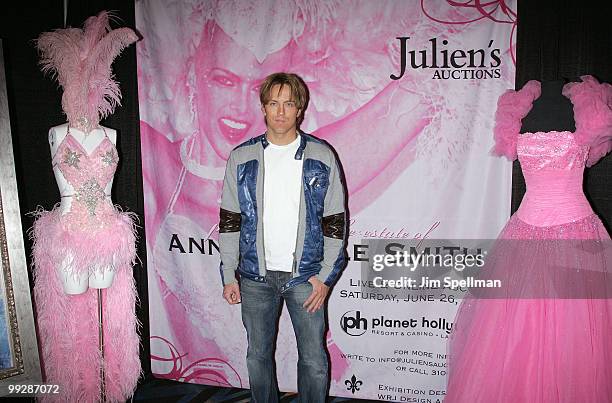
[193, 27, 293, 160]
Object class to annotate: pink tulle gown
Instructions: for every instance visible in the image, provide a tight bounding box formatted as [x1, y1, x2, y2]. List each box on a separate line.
[445, 76, 612, 403]
[31, 129, 140, 402]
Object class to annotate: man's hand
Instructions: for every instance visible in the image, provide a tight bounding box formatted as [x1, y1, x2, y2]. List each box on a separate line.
[303, 277, 329, 313]
[223, 283, 241, 304]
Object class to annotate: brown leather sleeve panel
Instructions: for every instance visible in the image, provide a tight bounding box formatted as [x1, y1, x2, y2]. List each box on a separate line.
[322, 212, 345, 239]
[219, 208, 241, 233]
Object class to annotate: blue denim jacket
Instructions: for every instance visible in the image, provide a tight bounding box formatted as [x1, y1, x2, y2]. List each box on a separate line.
[219, 132, 346, 289]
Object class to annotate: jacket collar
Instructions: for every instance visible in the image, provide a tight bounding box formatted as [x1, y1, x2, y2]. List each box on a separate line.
[260, 131, 307, 160]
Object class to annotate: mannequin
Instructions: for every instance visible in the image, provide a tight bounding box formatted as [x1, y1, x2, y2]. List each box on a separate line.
[32, 11, 141, 403]
[520, 78, 576, 134]
[49, 123, 117, 293]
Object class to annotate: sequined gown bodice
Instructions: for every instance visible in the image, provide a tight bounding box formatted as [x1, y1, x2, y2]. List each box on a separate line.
[515, 131, 593, 226]
[52, 132, 119, 228]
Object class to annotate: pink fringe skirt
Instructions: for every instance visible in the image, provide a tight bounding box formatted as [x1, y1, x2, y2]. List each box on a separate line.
[31, 206, 141, 402]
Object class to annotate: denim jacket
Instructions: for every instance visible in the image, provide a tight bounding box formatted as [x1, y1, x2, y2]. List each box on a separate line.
[219, 132, 346, 290]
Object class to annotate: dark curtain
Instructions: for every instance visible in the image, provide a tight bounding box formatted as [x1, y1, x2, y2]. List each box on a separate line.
[1, 0, 610, 389]
[514, 0, 612, 229]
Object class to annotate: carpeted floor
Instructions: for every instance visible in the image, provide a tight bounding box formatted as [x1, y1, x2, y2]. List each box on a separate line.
[1, 376, 386, 402]
[133, 376, 385, 403]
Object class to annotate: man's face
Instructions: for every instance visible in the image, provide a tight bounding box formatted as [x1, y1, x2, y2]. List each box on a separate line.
[261, 84, 301, 137]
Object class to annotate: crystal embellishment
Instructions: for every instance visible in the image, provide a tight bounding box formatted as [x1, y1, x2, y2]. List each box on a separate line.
[101, 150, 117, 166]
[63, 148, 82, 168]
[76, 116, 92, 133]
[76, 179, 105, 215]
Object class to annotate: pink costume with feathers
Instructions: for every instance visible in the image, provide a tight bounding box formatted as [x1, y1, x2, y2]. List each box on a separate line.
[32, 11, 140, 402]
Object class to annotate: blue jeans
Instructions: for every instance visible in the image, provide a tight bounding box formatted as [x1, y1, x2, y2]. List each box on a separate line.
[240, 271, 329, 403]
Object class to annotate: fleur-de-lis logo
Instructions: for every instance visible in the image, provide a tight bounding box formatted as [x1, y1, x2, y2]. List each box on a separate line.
[345, 374, 363, 394]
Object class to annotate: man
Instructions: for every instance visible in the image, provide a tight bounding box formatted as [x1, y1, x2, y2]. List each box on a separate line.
[219, 72, 347, 403]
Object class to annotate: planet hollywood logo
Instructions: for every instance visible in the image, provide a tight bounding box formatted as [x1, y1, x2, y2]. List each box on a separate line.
[340, 311, 368, 336]
[390, 37, 502, 81]
[340, 310, 453, 336]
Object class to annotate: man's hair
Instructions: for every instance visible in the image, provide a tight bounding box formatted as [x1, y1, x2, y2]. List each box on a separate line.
[259, 72, 309, 126]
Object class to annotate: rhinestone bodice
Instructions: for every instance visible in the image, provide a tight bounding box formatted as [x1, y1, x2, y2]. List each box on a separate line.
[515, 130, 593, 226]
[52, 132, 119, 224]
[517, 131, 589, 172]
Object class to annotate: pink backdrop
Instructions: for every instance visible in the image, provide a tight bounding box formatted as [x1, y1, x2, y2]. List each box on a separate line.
[136, 1, 516, 400]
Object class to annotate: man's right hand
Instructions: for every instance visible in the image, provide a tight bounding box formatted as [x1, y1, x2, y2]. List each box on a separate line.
[223, 283, 241, 304]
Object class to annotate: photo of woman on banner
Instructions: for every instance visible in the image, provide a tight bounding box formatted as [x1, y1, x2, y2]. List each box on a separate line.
[137, 0, 506, 388]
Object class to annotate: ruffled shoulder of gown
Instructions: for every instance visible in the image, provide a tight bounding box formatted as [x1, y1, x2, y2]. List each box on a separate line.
[492, 80, 541, 160]
[563, 75, 612, 166]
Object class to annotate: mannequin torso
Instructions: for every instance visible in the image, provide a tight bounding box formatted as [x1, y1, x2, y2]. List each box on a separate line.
[520, 79, 576, 134]
[49, 123, 118, 294]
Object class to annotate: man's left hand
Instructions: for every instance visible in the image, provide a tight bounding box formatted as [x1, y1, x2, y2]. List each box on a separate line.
[303, 277, 329, 313]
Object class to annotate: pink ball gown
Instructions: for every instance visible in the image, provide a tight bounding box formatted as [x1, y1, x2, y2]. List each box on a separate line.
[31, 129, 140, 402]
[445, 76, 612, 402]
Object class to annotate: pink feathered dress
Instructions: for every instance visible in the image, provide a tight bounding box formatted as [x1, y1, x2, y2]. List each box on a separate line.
[445, 76, 612, 402]
[31, 132, 140, 402]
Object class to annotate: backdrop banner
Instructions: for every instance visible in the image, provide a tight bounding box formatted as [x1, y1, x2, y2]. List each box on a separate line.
[136, 1, 516, 400]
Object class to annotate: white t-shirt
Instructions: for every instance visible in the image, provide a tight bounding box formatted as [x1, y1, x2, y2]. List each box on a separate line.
[263, 135, 303, 272]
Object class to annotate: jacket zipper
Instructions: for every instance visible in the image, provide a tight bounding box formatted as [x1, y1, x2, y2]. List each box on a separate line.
[260, 142, 267, 278]
[292, 137, 305, 278]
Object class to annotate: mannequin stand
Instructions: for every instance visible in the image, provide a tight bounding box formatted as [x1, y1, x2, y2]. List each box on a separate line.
[98, 289, 105, 402]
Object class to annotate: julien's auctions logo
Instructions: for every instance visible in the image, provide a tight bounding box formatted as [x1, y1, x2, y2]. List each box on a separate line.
[390, 37, 502, 81]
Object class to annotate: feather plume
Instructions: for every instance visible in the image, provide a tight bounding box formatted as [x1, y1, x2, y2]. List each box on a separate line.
[36, 11, 137, 132]
[31, 206, 141, 402]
